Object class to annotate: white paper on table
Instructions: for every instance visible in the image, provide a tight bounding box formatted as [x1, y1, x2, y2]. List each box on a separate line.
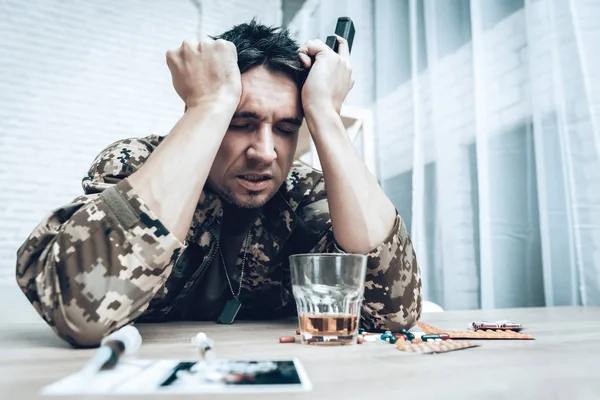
[42, 358, 312, 395]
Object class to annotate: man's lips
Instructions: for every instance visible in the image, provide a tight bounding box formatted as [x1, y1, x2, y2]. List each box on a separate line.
[237, 173, 272, 181]
[236, 174, 273, 191]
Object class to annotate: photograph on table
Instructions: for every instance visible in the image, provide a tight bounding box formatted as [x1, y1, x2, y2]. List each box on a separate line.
[42, 358, 312, 395]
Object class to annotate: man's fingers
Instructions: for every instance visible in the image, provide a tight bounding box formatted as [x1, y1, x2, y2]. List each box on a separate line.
[298, 52, 312, 68]
[165, 48, 180, 69]
[335, 34, 350, 60]
[298, 39, 332, 58]
[181, 39, 199, 50]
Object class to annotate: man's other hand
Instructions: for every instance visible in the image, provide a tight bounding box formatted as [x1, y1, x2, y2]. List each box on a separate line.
[298, 36, 354, 116]
[166, 38, 242, 109]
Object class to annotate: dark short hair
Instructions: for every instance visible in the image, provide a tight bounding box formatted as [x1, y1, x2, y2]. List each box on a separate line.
[213, 19, 307, 88]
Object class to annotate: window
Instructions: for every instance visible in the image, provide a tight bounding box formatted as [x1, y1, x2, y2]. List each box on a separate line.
[481, 0, 524, 31]
[432, 0, 472, 59]
[374, 0, 427, 97]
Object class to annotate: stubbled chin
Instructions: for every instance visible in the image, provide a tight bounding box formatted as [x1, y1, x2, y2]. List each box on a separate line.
[235, 186, 279, 208]
[215, 178, 282, 208]
[231, 193, 271, 209]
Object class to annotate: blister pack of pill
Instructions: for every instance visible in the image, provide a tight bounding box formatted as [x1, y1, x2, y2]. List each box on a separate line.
[417, 321, 535, 340]
[395, 338, 479, 354]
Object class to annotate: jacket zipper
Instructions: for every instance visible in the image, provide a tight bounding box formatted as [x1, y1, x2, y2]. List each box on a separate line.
[166, 226, 220, 315]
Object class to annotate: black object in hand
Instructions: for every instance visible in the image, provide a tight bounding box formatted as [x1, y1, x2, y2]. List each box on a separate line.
[326, 17, 355, 54]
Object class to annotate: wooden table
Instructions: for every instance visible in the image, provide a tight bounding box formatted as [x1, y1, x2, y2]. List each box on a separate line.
[2, 307, 600, 399]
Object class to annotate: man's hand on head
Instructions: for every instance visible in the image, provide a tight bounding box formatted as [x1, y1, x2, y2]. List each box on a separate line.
[298, 35, 355, 117]
[166, 38, 242, 110]
[128, 38, 244, 242]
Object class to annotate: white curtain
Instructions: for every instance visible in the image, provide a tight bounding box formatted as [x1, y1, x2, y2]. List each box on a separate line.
[380, 0, 600, 309]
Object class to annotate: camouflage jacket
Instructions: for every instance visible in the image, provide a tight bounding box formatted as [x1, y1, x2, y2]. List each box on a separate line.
[16, 135, 422, 347]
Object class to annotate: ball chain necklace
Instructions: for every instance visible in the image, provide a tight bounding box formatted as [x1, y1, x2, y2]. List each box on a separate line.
[216, 230, 252, 324]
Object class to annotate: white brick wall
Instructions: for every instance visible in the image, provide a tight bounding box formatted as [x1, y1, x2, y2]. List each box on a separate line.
[375, 5, 531, 291]
[0, 0, 282, 321]
[200, 0, 282, 37]
[0, 0, 194, 286]
[376, 1, 600, 308]
[377, 10, 533, 182]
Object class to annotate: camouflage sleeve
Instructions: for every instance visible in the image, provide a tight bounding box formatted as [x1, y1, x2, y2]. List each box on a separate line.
[304, 177, 422, 333]
[15, 138, 184, 348]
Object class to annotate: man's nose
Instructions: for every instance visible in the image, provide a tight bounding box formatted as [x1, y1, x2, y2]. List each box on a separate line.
[246, 126, 277, 164]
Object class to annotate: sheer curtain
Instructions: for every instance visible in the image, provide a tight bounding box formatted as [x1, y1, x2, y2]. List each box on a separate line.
[379, 0, 600, 309]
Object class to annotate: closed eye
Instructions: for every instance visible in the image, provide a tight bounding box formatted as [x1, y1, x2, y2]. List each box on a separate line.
[277, 122, 300, 135]
[278, 127, 299, 135]
[229, 123, 252, 131]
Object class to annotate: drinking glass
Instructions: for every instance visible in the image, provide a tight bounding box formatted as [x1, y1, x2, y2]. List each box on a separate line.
[289, 253, 367, 345]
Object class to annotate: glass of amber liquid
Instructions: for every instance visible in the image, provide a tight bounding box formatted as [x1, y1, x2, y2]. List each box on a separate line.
[289, 254, 367, 345]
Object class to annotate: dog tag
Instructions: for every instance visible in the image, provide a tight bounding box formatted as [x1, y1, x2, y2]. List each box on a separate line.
[217, 298, 242, 324]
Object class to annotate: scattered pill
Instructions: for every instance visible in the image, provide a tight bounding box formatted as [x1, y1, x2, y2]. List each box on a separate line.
[279, 336, 296, 343]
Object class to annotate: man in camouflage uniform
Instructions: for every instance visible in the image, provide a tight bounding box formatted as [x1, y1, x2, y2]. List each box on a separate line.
[16, 20, 421, 348]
